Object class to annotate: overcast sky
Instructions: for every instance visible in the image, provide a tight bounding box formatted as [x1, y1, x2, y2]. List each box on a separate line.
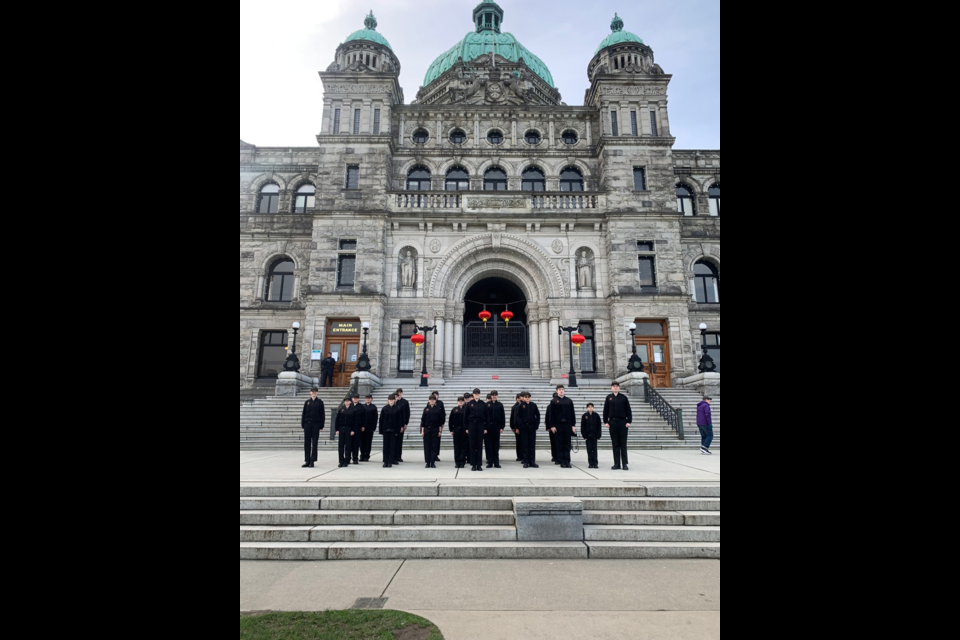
[240, 0, 720, 149]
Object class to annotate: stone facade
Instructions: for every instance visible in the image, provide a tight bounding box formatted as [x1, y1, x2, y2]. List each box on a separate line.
[239, 8, 720, 390]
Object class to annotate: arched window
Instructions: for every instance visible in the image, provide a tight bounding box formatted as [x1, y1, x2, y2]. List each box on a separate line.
[293, 184, 315, 214]
[560, 168, 585, 192]
[450, 129, 466, 145]
[562, 130, 579, 145]
[521, 168, 546, 192]
[487, 130, 504, 145]
[677, 184, 696, 216]
[266, 259, 295, 302]
[484, 168, 508, 192]
[709, 184, 721, 217]
[412, 129, 429, 144]
[406, 167, 432, 191]
[525, 131, 542, 145]
[257, 184, 280, 214]
[445, 167, 470, 192]
[694, 261, 720, 304]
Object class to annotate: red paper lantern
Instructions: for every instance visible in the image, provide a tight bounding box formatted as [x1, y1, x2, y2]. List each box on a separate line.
[479, 311, 492, 326]
[500, 311, 514, 326]
[411, 333, 426, 355]
[571, 333, 587, 355]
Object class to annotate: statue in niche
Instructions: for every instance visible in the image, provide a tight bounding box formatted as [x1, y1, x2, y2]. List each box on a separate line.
[401, 251, 417, 288]
[578, 251, 594, 290]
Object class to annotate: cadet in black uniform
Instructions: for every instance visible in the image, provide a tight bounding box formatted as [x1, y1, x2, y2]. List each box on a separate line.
[511, 394, 523, 461]
[431, 393, 446, 462]
[484, 392, 505, 469]
[336, 397, 358, 468]
[348, 394, 363, 464]
[518, 392, 541, 468]
[546, 393, 559, 464]
[395, 389, 410, 463]
[301, 388, 325, 468]
[465, 389, 489, 472]
[550, 386, 577, 469]
[379, 394, 402, 468]
[449, 396, 467, 468]
[603, 382, 634, 471]
[420, 397, 445, 468]
[360, 395, 378, 462]
[581, 403, 603, 469]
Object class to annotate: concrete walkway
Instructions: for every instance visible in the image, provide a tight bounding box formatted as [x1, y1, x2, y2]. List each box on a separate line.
[240, 559, 721, 640]
[241, 449, 720, 484]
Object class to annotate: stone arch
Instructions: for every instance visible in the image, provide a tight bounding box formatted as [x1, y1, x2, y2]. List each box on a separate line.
[477, 159, 517, 176]
[549, 159, 592, 180]
[257, 242, 309, 271]
[515, 158, 549, 175]
[453, 260, 543, 303]
[398, 158, 440, 175]
[249, 173, 288, 193]
[438, 158, 479, 176]
[429, 234, 566, 300]
[675, 176, 703, 195]
[289, 176, 316, 191]
[682, 246, 721, 275]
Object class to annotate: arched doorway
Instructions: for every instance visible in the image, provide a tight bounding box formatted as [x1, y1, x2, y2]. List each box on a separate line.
[463, 278, 529, 368]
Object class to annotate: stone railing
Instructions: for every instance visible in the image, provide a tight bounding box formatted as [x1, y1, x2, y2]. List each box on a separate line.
[531, 194, 603, 210]
[393, 193, 463, 210]
[388, 192, 606, 213]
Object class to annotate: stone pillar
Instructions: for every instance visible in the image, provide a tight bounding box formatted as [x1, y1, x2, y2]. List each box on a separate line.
[660, 101, 671, 137]
[539, 316, 551, 380]
[444, 318, 455, 378]
[529, 320, 541, 377]
[453, 321, 464, 375]
[641, 102, 653, 136]
[549, 317, 561, 377]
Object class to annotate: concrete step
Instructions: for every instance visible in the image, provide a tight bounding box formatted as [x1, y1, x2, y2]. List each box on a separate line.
[240, 525, 518, 543]
[240, 497, 517, 511]
[239, 510, 518, 527]
[239, 541, 591, 561]
[238, 484, 720, 498]
[587, 542, 720, 559]
[581, 498, 721, 511]
[582, 511, 720, 526]
[584, 525, 720, 542]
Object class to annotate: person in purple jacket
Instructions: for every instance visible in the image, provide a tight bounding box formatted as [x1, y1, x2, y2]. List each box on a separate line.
[697, 397, 715, 456]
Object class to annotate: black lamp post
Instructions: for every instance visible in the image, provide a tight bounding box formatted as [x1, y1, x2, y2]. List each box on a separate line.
[356, 322, 372, 372]
[283, 322, 302, 373]
[416, 323, 439, 388]
[627, 323, 645, 374]
[698, 323, 717, 374]
[558, 324, 582, 388]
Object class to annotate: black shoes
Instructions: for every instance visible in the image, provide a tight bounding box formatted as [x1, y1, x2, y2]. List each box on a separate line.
[516, 458, 523, 462]
[495, 464, 502, 469]
[623, 466, 630, 471]
[612, 466, 622, 470]
[487, 464, 493, 469]
[302, 463, 310, 468]
[530, 464, 540, 469]
[426, 464, 431, 468]
[523, 464, 530, 469]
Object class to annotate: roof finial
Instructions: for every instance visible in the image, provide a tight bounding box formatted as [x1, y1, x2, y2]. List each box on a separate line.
[365, 10, 378, 31]
[611, 13, 624, 33]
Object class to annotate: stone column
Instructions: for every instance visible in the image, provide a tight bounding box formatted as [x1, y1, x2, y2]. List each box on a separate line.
[529, 320, 541, 377]
[660, 101, 671, 137]
[444, 318, 455, 378]
[641, 102, 653, 136]
[539, 316, 551, 380]
[453, 320, 464, 375]
[549, 317, 561, 377]
[434, 314, 445, 373]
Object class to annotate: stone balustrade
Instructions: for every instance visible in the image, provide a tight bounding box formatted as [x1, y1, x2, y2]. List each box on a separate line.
[388, 192, 606, 213]
[531, 194, 602, 210]
[394, 193, 463, 210]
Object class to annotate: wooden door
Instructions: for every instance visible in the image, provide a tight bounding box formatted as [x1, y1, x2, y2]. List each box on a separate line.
[635, 325, 672, 388]
[329, 340, 360, 387]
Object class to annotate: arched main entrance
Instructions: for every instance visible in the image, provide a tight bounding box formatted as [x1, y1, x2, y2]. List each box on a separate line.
[462, 278, 529, 368]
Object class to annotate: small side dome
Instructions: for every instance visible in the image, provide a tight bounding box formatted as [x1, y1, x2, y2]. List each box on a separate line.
[595, 13, 644, 54]
[344, 11, 393, 50]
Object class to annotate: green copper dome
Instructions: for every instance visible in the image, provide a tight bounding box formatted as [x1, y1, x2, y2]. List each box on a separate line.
[423, 2, 555, 88]
[343, 11, 393, 51]
[595, 14, 644, 54]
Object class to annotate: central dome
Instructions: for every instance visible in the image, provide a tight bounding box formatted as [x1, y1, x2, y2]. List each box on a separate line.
[423, 1, 555, 89]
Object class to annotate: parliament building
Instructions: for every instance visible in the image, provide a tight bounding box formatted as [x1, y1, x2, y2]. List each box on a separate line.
[239, 2, 721, 392]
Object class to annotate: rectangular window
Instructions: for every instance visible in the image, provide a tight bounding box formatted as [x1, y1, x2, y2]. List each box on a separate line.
[398, 322, 417, 373]
[634, 168, 647, 191]
[650, 111, 659, 137]
[631, 111, 639, 136]
[345, 165, 359, 190]
[333, 109, 341, 134]
[337, 255, 356, 289]
[374, 109, 381, 135]
[611, 111, 619, 137]
[639, 257, 658, 293]
[258, 331, 288, 378]
[637, 241, 654, 252]
[704, 333, 721, 373]
[354, 109, 361, 134]
[339, 240, 358, 251]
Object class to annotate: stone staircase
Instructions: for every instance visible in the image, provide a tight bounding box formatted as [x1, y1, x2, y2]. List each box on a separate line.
[239, 483, 721, 560]
[239, 370, 719, 452]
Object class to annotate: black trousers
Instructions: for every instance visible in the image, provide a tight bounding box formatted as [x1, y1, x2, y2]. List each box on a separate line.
[382, 432, 396, 465]
[338, 429, 354, 465]
[351, 429, 362, 462]
[485, 429, 501, 464]
[453, 431, 469, 466]
[515, 430, 523, 460]
[609, 419, 629, 467]
[556, 427, 573, 466]
[586, 437, 599, 467]
[321, 371, 333, 387]
[468, 424, 485, 467]
[520, 428, 538, 465]
[433, 430, 442, 461]
[303, 425, 321, 463]
[361, 425, 376, 460]
[549, 430, 559, 461]
[423, 429, 440, 464]
[397, 430, 406, 460]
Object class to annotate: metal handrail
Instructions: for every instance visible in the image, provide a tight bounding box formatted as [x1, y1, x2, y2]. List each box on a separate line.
[644, 379, 685, 440]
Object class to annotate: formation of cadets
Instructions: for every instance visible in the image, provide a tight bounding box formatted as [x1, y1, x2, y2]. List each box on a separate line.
[300, 381, 635, 471]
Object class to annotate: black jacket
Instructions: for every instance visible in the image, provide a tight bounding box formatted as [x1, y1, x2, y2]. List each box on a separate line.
[379, 404, 403, 434]
[518, 402, 541, 431]
[464, 399, 488, 432]
[423, 401, 447, 426]
[320, 357, 337, 372]
[336, 403, 359, 434]
[603, 393, 633, 424]
[364, 404, 378, 431]
[550, 397, 577, 431]
[510, 403, 521, 431]
[449, 406, 465, 433]
[421, 405, 446, 431]
[301, 397, 326, 429]
[488, 402, 506, 431]
[397, 398, 411, 427]
[581, 413, 603, 440]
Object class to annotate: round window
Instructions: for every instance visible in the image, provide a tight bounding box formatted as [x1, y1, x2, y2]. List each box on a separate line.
[525, 131, 542, 145]
[562, 131, 579, 145]
[412, 129, 429, 144]
[487, 130, 504, 145]
[450, 130, 466, 145]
